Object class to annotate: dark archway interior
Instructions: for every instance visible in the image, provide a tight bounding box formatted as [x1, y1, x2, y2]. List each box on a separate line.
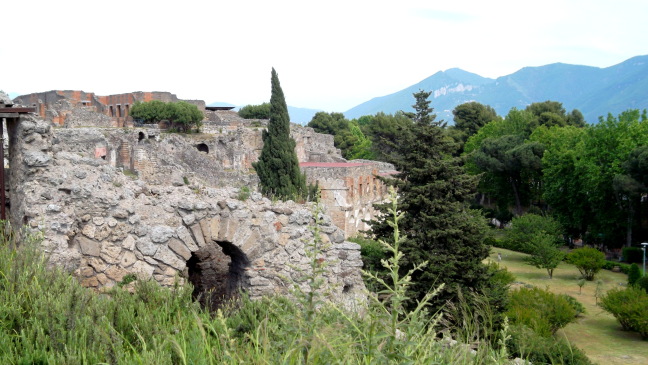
[196, 143, 209, 153]
[186, 241, 249, 310]
[138, 132, 145, 142]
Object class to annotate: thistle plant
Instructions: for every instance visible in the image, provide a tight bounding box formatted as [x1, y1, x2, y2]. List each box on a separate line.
[363, 187, 444, 356]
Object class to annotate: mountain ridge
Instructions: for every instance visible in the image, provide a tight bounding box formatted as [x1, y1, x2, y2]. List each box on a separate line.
[344, 55, 648, 123]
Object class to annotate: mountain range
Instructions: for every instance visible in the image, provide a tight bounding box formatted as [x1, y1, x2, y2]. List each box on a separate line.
[344, 55, 648, 124]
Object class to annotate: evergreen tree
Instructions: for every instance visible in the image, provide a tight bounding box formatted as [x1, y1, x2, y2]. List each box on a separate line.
[253, 68, 307, 200]
[371, 90, 493, 313]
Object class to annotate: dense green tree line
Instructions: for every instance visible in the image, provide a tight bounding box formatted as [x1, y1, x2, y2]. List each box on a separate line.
[465, 104, 648, 248]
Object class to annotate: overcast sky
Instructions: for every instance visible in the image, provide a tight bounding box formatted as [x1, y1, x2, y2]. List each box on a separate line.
[2, 0, 646, 112]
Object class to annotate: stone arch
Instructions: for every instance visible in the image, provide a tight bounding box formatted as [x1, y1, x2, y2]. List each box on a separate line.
[184, 215, 260, 309]
[186, 241, 248, 309]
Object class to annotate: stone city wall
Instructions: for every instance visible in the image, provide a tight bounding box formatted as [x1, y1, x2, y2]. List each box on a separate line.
[7, 116, 366, 309]
[301, 162, 390, 238]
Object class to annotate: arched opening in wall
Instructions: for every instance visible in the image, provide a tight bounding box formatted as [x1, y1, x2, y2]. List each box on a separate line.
[138, 132, 145, 142]
[196, 143, 209, 154]
[186, 241, 249, 310]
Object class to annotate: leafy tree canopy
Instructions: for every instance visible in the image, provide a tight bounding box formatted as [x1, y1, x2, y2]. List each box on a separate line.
[130, 100, 203, 132]
[239, 103, 271, 119]
[451, 101, 501, 147]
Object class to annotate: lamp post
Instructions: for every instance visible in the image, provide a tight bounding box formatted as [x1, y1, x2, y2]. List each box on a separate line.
[642, 242, 648, 277]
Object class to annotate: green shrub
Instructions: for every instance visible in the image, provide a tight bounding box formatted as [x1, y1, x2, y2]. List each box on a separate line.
[237, 186, 251, 201]
[504, 214, 563, 254]
[507, 325, 594, 365]
[600, 286, 648, 338]
[350, 235, 386, 273]
[486, 261, 516, 287]
[602, 260, 631, 274]
[506, 287, 577, 337]
[560, 294, 586, 317]
[622, 246, 643, 264]
[635, 276, 648, 294]
[566, 247, 605, 281]
[628, 263, 642, 285]
[238, 103, 271, 119]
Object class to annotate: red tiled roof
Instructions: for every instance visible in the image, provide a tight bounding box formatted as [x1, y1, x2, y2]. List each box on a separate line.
[299, 162, 370, 168]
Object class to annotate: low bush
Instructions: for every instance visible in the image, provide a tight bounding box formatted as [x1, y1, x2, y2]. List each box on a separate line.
[622, 246, 643, 264]
[602, 260, 631, 274]
[566, 247, 605, 281]
[636, 276, 648, 293]
[507, 325, 594, 365]
[506, 287, 577, 337]
[600, 286, 648, 338]
[628, 263, 642, 285]
[504, 214, 564, 254]
[561, 294, 586, 317]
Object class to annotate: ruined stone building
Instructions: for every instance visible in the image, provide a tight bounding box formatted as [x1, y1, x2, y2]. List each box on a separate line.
[4, 89, 394, 308]
[14, 90, 205, 128]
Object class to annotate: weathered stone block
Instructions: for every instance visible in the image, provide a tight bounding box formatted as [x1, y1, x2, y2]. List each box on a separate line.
[78, 266, 95, 277]
[132, 261, 155, 278]
[210, 216, 221, 241]
[136, 237, 158, 256]
[182, 214, 195, 225]
[96, 273, 109, 285]
[81, 276, 99, 287]
[168, 238, 192, 260]
[94, 225, 111, 241]
[105, 265, 128, 281]
[77, 236, 101, 256]
[122, 234, 136, 251]
[150, 225, 174, 243]
[153, 246, 186, 271]
[199, 218, 212, 242]
[176, 226, 199, 251]
[24, 151, 50, 167]
[100, 244, 122, 264]
[189, 223, 206, 247]
[119, 251, 137, 268]
[88, 257, 108, 273]
[81, 224, 96, 239]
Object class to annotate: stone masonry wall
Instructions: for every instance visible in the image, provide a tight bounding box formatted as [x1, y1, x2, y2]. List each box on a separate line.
[7, 116, 366, 309]
[301, 163, 389, 238]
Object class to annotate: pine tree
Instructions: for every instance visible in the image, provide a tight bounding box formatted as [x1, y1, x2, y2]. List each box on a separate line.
[253, 68, 307, 201]
[371, 90, 493, 313]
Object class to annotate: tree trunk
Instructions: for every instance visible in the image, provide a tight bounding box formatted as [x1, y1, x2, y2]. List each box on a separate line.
[510, 178, 522, 216]
[625, 201, 634, 247]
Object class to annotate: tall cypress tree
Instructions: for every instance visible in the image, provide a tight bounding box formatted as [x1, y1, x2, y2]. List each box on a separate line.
[372, 90, 493, 313]
[253, 68, 307, 200]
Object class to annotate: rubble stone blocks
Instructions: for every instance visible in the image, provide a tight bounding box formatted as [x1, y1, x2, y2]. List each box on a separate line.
[7, 114, 370, 310]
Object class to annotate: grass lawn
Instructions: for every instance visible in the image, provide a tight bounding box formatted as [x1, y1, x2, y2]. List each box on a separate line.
[488, 247, 648, 365]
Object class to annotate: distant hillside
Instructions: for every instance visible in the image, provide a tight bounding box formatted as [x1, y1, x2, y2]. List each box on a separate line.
[208, 102, 320, 126]
[344, 55, 648, 124]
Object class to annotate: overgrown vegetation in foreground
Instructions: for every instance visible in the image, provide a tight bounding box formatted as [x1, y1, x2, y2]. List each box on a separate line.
[0, 204, 509, 365]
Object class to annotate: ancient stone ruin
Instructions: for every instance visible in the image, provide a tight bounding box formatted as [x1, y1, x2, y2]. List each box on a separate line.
[4, 90, 396, 309]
